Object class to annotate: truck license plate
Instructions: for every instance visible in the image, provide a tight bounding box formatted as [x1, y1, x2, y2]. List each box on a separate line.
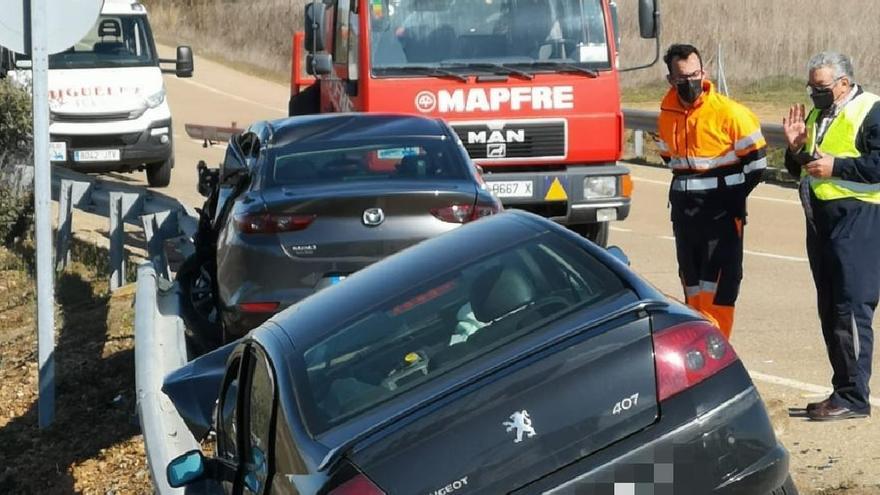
[74, 149, 120, 162]
[487, 181, 533, 198]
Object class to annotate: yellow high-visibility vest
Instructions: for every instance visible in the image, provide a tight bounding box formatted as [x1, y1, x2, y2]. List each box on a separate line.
[804, 92, 880, 203]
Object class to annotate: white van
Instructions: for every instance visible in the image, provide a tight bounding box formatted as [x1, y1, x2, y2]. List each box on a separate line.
[0, 0, 193, 187]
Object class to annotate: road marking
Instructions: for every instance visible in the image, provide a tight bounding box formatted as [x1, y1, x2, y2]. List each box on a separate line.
[609, 226, 632, 232]
[750, 371, 880, 408]
[631, 175, 802, 205]
[177, 78, 286, 115]
[651, 233, 807, 262]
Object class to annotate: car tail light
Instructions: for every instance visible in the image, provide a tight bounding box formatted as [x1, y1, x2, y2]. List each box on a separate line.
[329, 474, 385, 495]
[653, 320, 738, 402]
[234, 213, 316, 234]
[239, 302, 280, 313]
[431, 204, 500, 224]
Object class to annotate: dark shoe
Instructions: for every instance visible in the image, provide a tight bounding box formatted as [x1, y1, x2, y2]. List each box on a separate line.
[807, 402, 870, 421]
[806, 397, 832, 412]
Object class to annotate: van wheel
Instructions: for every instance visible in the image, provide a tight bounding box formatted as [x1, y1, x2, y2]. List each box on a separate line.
[146, 158, 172, 188]
[769, 476, 798, 495]
[570, 222, 609, 247]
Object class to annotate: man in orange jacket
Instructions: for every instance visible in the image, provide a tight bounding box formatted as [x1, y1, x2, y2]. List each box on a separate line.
[656, 44, 767, 339]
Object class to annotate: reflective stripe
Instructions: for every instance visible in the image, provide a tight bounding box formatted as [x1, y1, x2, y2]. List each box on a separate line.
[671, 176, 717, 191]
[724, 173, 745, 186]
[668, 150, 738, 171]
[700, 280, 718, 293]
[743, 157, 768, 173]
[852, 312, 860, 361]
[735, 130, 764, 151]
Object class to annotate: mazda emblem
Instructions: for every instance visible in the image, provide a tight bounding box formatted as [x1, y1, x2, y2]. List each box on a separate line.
[362, 207, 385, 226]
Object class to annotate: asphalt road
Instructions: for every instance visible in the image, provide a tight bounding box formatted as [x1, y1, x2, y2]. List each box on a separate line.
[75, 45, 880, 492]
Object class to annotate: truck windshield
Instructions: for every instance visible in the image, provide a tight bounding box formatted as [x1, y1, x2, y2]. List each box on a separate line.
[44, 15, 157, 70]
[369, 0, 610, 75]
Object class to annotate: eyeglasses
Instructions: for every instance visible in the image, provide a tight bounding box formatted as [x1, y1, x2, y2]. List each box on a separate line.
[806, 76, 843, 95]
[669, 69, 703, 84]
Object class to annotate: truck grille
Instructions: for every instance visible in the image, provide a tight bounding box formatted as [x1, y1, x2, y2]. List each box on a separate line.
[451, 119, 567, 160]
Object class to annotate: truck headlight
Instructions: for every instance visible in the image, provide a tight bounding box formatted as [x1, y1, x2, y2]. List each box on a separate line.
[583, 176, 617, 199]
[144, 87, 166, 109]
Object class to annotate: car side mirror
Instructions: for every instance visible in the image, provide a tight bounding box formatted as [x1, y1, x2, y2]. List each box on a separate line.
[606, 245, 630, 266]
[176, 45, 194, 78]
[638, 0, 659, 39]
[307, 53, 333, 76]
[167, 450, 206, 488]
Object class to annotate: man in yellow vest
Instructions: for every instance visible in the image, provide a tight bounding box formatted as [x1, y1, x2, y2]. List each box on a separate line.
[783, 51, 880, 421]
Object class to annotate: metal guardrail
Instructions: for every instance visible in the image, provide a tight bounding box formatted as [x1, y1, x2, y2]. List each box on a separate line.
[623, 108, 788, 150]
[51, 165, 198, 290]
[134, 263, 199, 494]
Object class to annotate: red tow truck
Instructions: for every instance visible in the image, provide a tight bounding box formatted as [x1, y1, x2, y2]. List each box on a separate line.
[289, 0, 661, 245]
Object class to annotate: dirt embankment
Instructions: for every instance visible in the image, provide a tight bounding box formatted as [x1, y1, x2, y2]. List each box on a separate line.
[0, 244, 151, 494]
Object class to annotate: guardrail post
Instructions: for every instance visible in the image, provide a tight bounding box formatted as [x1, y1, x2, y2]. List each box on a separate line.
[109, 191, 144, 290]
[142, 211, 172, 281]
[634, 130, 645, 159]
[55, 179, 91, 271]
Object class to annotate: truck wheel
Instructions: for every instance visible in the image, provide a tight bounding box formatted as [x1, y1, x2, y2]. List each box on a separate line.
[769, 476, 798, 495]
[146, 158, 172, 188]
[570, 222, 609, 247]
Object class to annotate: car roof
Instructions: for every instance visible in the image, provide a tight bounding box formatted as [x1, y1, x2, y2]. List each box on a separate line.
[266, 211, 550, 350]
[101, 0, 149, 15]
[264, 113, 450, 149]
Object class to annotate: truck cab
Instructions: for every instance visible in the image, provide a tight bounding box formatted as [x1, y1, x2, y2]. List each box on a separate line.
[0, 0, 193, 188]
[290, 0, 659, 245]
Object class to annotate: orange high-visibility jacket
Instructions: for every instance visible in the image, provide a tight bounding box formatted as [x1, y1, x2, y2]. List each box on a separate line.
[656, 80, 767, 201]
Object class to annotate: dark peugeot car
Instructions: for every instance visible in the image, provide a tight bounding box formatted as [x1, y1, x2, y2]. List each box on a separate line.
[178, 113, 501, 347]
[163, 211, 796, 495]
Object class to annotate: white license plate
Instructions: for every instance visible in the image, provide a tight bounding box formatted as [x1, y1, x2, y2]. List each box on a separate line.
[487, 180, 534, 198]
[74, 149, 120, 162]
[50, 142, 67, 162]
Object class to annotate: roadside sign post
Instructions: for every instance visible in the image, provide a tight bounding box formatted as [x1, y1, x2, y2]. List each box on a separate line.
[31, 0, 55, 430]
[0, 0, 104, 428]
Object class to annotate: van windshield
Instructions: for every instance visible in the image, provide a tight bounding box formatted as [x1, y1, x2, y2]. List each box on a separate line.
[46, 15, 157, 69]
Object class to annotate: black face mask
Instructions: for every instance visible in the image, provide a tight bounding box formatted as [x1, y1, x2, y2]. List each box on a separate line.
[676, 79, 703, 105]
[810, 89, 835, 110]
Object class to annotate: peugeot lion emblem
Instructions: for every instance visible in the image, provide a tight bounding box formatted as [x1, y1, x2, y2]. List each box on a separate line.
[362, 207, 385, 227]
[503, 410, 537, 443]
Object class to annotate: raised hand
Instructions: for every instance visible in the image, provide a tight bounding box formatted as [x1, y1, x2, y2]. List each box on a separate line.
[782, 103, 808, 152]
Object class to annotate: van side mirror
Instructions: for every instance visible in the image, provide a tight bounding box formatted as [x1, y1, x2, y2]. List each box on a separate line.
[304, 1, 326, 53]
[307, 53, 333, 76]
[638, 0, 660, 39]
[0, 47, 10, 78]
[176, 46, 194, 78]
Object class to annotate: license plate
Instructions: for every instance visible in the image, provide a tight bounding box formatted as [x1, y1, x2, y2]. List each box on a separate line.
[49, 142, 67, 162]
[74, 149, 120, 162]
[487, 180, 534, 198]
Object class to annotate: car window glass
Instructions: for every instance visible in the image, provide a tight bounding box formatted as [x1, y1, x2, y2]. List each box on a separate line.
[218, 357, 242, 463]
[271, 139, 467, 185]
[242, 347, 276, 495]
[300, 232, 627, 433]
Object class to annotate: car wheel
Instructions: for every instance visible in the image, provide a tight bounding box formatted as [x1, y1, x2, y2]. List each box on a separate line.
[177, 254, 223, 355]
[769, 475, 798, 495]
[146, 158, 172, 188]
[570, 222, 609, 247]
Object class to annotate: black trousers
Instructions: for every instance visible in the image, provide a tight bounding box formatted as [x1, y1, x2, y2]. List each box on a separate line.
[672, 210, 744, 337]
[807, 195, 880, 413]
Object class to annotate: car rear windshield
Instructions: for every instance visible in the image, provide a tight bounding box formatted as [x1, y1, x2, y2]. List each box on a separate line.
[299, 232, 628, 434]
[270, 138, 469, 186]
